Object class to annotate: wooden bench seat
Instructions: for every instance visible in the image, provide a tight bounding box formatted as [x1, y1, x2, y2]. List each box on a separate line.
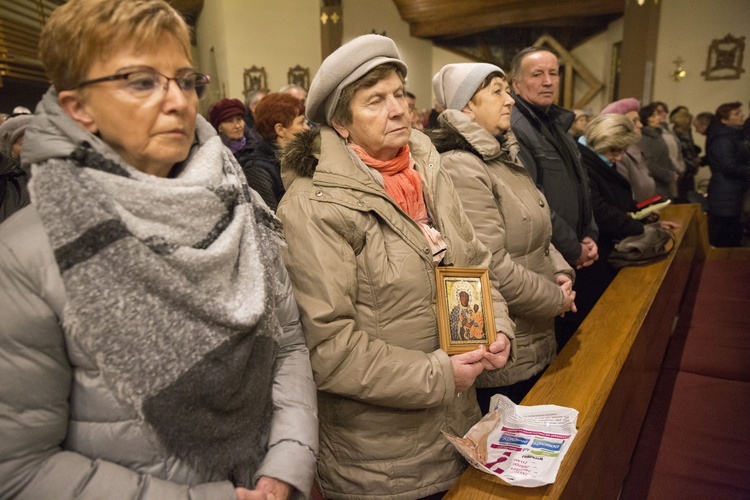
[621, 248, 750, 499]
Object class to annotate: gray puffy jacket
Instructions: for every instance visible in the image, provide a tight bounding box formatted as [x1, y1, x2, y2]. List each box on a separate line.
[0, 206, 318, 499]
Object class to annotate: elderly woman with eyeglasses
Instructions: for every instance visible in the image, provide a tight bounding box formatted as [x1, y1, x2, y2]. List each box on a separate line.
[0, 1, 317, 499]
[277, 35, 514, 499]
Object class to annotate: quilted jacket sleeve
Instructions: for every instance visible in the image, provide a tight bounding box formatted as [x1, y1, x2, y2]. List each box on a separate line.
[441, 149, 566, 319]
[253, 254, 318, 499]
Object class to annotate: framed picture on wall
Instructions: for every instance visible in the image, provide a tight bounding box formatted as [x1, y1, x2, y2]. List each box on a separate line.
[701, 33, 746, 81]
[243, 66, 269, 96]
[435, 267, 496, 355]
[287, 65, 310, 91]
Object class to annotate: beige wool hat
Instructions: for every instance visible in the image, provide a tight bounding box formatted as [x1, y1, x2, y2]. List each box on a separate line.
[432, 63, 505, 111]
[306, 34, 408, 126]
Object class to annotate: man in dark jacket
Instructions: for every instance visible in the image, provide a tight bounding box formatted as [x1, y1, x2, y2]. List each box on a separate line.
[510, 47, 598, 269]
[509, 47, 599, 348]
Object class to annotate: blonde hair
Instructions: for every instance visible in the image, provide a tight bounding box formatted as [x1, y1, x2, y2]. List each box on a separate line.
[39, 0, 192, 91]
[670, 108, 693, 134]
[584, 114, 639, 153]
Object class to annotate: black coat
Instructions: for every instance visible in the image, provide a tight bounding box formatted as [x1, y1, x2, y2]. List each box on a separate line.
[706, 123, 750, 217]
[239, 139, 286, 212]
[0, 152, 29, 223]
[578, 144, 644, 257]
[510, 93, 597, 265]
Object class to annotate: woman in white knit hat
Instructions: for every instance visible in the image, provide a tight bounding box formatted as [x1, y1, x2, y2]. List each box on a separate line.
[277, 35, 516, 499]
[429, 63, 577, 413]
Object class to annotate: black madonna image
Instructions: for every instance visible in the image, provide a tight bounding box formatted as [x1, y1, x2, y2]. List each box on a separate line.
[435, 267, 496, 354]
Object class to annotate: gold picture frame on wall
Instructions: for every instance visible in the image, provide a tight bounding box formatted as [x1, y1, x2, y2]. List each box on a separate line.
[243, 66, 269, 96]
[287, 65, 310, 91]
[701, 33, 746, 81]
[435, 267, 496, 355]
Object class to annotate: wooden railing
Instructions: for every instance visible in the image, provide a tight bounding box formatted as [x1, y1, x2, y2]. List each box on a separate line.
[445, 203, 702, 500]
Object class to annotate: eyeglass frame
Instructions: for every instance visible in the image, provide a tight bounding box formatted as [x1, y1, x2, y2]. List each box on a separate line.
[73, 70, 211, 100]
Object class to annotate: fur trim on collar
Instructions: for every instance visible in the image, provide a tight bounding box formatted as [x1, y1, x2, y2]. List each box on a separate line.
[427, 126, 478, 156]
[281, 128, 320, 179]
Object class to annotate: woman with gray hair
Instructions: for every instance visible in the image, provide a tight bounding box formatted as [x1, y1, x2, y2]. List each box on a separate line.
[576, 114, 677, 298]
[599, 98, 657, 203]
[578, 113, 646, 256]
[277, 35, 515, 499]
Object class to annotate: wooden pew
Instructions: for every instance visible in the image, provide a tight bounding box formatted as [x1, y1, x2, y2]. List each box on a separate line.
[445, 204, 702, 500]
[619, 222, 750, 498]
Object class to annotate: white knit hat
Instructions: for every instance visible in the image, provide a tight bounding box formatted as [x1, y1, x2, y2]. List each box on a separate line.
[432, 63, 505, 111]
[306, 34, 408, 126]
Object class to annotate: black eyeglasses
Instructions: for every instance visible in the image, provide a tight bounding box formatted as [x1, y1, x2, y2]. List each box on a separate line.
[74, 70, 211, 100]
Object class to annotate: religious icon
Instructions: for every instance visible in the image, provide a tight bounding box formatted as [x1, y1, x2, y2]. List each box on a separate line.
[435, 267, 496, 355]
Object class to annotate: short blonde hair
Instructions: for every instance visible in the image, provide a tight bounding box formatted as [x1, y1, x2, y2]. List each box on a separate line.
[670, 108, 693, 134]
[584, 114, 639, 154]
[39, 0, 192, 91]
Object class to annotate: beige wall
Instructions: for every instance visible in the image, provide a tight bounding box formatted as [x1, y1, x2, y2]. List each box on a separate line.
[572, 0, 750, 116]
[195, 0, 320, 105]
[342, 0, 434, 110]
[570, 0, 749, 152]
[571, 18, 624, 114]
[653, 0, 750, 121]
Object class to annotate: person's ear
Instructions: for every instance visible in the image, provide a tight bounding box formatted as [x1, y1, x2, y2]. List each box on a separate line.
[274, 122, 286, 140]
[331, 118, 350, 141]
[462, 102, 476, 120]
[511, 78, 520, 93]
[58, 90, 98, 133]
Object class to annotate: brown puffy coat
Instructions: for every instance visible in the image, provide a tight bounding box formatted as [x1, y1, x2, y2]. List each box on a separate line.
[277, 126, 516, 499]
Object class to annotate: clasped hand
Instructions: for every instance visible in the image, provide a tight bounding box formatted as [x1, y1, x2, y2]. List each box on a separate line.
[556, 275, 577, 317]
[235, 477, 292, 500]
[450, 334, 511, 394]
[574, 237, 599, 270]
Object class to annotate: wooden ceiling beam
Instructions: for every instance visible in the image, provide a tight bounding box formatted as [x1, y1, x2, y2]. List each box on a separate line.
[393, 0, 623, 38]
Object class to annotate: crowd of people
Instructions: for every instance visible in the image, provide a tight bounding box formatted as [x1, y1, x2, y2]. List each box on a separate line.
[1, 1, 749, 499]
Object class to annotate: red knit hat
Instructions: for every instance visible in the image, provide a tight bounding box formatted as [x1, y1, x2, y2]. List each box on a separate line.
[208, 98, 246, 129]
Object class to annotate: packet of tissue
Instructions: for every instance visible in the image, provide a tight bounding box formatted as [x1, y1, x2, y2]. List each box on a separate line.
[443, 394, 579, 487]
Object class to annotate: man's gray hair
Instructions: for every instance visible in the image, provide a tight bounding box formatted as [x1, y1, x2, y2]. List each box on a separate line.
[245, 90, 266, 109]
[279, 84, 305, 94]
[510, 46, 558, 82]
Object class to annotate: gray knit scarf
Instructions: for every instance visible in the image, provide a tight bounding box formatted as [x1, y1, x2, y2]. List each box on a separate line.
[28, 106, 283, 486]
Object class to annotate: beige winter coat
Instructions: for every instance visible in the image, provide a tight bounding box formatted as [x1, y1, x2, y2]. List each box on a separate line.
[432, 110, 574, 386]
[277, 126, 516, 500]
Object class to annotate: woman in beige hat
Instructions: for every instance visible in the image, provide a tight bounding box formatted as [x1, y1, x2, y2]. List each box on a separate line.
[277, 35, 515, 499]
[429, 63, 576, 413]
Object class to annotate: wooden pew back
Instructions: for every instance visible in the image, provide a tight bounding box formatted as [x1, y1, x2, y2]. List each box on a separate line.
[445, 204, 702, 499]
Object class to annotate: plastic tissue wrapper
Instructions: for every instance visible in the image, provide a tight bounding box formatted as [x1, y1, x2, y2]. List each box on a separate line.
[443, 394, 579, 487]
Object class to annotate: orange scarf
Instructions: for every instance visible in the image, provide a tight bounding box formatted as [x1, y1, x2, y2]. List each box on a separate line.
[350, 144, 427, 222]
